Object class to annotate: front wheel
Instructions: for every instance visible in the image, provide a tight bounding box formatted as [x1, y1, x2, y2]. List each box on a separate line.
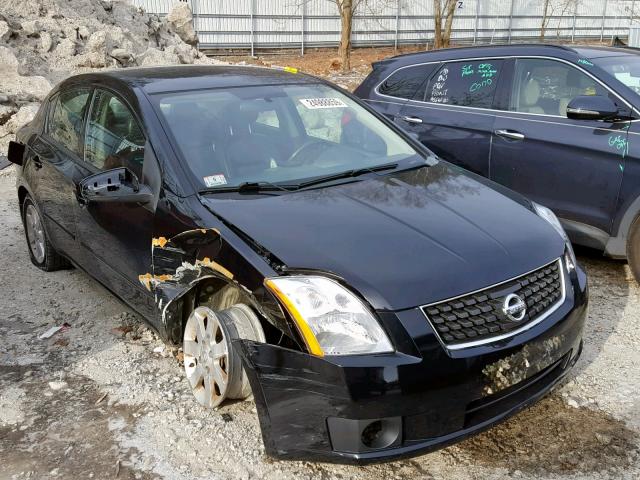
[627, 215, 640, 283]
[183, 304, 265, 408]
[21, 196, 70, 271]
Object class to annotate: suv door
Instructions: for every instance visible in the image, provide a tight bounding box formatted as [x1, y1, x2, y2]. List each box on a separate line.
[75, 88, 159, 317]
[490, 57, 629, 243]
[27, 87, 92, 256]
[396, 58, 506, 177]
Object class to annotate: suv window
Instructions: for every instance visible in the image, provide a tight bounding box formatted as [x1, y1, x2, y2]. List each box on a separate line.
[378, 64, 436, 100]
[510, 58, 608, 117]
[426, 59, 503, 108]
[85, 89, 145, 179]
[47, 88, 91, 155]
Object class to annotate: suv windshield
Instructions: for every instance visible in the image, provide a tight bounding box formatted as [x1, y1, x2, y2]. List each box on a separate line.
[153, 83, 421, 190]
[593, 55, 640, 96]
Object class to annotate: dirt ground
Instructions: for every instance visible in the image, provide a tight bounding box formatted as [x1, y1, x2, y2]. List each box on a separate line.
[0, 164, 639, 480]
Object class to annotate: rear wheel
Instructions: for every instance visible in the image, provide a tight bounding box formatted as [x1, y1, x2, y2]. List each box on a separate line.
[21, 196, 70, 271]
[183, 303, 265, 408]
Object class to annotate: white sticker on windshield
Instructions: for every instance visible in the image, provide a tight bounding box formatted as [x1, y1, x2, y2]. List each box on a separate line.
[299, 98, 348, 109]
[203, 174, 227, 187]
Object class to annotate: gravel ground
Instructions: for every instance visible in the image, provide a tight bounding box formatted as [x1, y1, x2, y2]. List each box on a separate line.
[0, 167, 639, 480]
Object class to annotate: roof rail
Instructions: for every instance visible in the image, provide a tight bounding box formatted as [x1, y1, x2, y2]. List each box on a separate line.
[390, 42, 577, 60]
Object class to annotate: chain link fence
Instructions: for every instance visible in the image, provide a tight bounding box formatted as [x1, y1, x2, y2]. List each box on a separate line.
[131, 0, 639, 52]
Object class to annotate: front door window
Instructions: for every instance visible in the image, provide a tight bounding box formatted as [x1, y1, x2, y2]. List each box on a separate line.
[510, 58, 608, 117]
[85, 89, 145, 179]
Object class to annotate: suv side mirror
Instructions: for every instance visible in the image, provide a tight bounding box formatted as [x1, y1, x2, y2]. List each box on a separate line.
[78, 167, 152, 204]
[566, 95, 620, 121]
[7, 141, 25, 166]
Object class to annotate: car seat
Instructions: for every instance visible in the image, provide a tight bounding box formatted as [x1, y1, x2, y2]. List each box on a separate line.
[225, 103, 283, 179]
[519, 78, 545, 115]
[168, 102, 228, 178]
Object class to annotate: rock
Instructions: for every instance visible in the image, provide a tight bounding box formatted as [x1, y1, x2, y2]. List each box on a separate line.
[166, 3, 197, 46]
[74, 51, 107, 68]
[0, 46, 19, 70]
[0, 105, 16, 126]
[139, 47, 179, 67]
[40, 32, 53, 53]
[110, 48, 133, 63]
[0, 20, 10, 42]
[48, 380, 68, 391]
[21, 20, 41, 37]
[172, 42, 195, 65]
[567, 398, 579, 408]
[5, 104, 40, 134]
[78, 26, 90, 40]
[56, 38, 76, 57]
[86, 30, 107, 53]
[62, 25, 78, 41]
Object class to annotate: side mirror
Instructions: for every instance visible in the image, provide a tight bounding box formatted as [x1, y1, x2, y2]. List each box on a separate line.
[7, 141, 25, 166]
[566, 95, 620, 121]
[78, 167, 152, 204]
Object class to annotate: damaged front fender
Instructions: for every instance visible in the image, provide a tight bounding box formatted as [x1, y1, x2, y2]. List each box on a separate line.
[140, 228, 296, 344]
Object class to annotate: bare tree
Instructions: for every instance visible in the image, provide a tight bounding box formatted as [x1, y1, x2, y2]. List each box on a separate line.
[541, 0, 577, 41]
[433, 0, 457, 49]
[336, 0, 354, 71]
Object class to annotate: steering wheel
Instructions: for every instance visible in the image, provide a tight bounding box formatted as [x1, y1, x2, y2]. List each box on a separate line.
[285, 140, 326, 166]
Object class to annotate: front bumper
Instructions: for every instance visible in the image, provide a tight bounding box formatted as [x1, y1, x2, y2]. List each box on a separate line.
[236, 265, 588, 464]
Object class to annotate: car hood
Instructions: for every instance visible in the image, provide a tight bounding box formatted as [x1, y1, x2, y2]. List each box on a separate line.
[202, 163, 565, 311]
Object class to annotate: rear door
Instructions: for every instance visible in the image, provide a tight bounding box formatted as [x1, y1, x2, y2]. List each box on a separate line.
[396, 58, 506, 177]
[27, 87, 92, 257]
[490, 57, 629, 241]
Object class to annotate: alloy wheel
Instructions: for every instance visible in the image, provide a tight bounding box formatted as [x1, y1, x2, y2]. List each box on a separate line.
[25, 204, 46, 264]
[183, 306, 230, 408]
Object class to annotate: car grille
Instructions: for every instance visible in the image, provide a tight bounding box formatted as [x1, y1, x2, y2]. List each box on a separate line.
[421, 259, 564, 349]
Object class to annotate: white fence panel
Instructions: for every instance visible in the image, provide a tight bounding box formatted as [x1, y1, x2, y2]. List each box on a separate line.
[133, 0, 638, 49]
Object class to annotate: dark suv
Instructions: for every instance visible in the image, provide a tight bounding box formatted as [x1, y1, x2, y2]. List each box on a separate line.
[9, 66, 587, 463]
[356, 44, 640, 281]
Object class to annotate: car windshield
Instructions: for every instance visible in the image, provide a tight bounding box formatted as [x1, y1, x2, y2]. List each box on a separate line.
[593, 55, 640, 96]
[152, 83, 421, 190]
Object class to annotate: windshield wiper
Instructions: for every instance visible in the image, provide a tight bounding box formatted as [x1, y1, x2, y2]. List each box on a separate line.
[295, 162, 399, 189]
[198, 181, 298, 195]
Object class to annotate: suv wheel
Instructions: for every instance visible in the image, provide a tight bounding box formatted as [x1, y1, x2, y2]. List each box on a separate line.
[21, 196, 70, 271]
[183, 303, 265, 408]
[627, 214, 640, 283]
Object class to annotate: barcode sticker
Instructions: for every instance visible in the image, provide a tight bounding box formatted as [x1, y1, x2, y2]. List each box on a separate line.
[299, 98, 348, 109]
[203, 174, 227, 187]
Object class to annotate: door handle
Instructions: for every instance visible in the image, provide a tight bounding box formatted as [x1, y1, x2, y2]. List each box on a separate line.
[494, 129, 525, 141]
[400, 115, 423, 124]
[32, 155, 43, 170]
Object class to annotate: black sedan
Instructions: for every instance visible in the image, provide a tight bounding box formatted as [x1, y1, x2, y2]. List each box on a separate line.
[9, 65, 588, 463]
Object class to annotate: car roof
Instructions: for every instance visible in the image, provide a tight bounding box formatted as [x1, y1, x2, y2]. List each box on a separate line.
[380, 43, 640, 66]
[63, 65, 321, 95]
[572, 45, 640, 59]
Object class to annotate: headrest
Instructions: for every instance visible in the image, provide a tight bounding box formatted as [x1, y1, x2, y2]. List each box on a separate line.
[521, 78, 541, 106]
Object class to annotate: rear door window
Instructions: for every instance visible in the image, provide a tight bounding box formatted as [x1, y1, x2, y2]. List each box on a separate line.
[378, 64, 436, 100]
[425, 59, 504, 108]
[47, 87, 91, 156]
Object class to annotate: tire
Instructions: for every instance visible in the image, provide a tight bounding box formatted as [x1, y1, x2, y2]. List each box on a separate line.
[20, 195, 70, 271]
[183, 303, 265, 408]
[627, 214, 640, 283]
